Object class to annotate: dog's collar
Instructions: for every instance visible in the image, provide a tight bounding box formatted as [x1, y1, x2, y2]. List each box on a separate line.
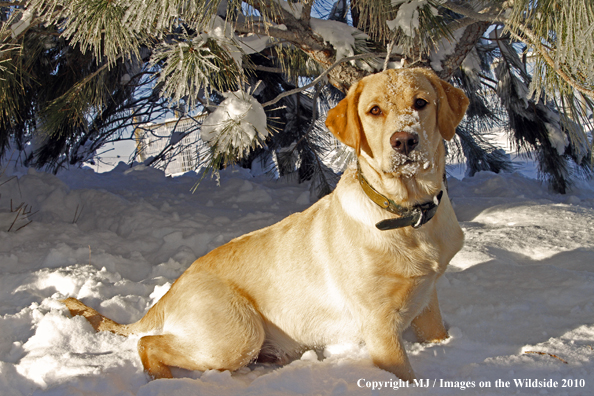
[356, 162, 443, 231]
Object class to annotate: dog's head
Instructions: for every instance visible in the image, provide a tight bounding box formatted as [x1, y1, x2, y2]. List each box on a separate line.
[326, 68, 468, 181]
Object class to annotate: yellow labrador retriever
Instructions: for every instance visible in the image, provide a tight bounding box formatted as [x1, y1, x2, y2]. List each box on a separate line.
[63, 68, 468, 381]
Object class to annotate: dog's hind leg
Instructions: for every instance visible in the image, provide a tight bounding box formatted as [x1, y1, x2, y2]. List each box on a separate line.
[138, 271, 266, 378]
[138, 335, 192, 379]
[138, 323, 263, 379]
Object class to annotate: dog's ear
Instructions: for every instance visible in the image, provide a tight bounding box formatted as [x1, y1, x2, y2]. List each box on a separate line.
[421, 69, 469, 141]
[325, 81, 373, 157]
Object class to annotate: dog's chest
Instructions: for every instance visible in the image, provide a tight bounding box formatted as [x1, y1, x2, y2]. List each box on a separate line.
[359, 226, 444, 280]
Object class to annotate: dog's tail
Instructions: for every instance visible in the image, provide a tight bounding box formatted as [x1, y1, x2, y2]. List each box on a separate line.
[61, 297, 161, 336]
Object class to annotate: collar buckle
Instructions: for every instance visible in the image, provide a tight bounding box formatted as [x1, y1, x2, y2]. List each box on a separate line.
[356, 162, 443, 231]
[411, 207, 425, 229]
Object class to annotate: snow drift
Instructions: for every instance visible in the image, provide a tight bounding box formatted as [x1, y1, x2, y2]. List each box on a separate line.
[0, 158, 593, 395]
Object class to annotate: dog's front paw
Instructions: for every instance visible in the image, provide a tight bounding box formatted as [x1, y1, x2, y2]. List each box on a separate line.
[411, 321, 449, 344]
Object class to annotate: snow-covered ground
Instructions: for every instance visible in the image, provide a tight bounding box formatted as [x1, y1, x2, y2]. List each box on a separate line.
[1, 149, 593, 395]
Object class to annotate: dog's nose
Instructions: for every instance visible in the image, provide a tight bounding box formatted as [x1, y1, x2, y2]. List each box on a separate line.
[390, 132, 419, 155]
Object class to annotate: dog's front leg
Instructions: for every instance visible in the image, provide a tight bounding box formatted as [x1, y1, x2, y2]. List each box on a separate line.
[411, 286, 448, 343]
[363, 316, 415, 382]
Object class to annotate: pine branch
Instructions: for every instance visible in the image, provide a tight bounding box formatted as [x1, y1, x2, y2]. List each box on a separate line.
[253, 65, 284, 73]
[436, 21, 491, 80]
[250, 0, 300, 25]
[233, 20, 325, 52]
[440, 1, 505, 24]
[300, 0, 314, 26]
[263, 52, 394, 107]
[446, 16, 483, 32]
[71, 61, 114, 94]
[441, 0, 594, 98]
[507, 28, 594, 98]
[383, 39, 396, 71]
[298, 83, 323, 144]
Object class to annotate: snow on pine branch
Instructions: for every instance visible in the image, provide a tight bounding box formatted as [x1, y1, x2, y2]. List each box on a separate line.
[201, 89, 269, 160]
[429, 28, 465, 72]
[386, 0, 439, 37]
[277, 0, 304, 19]
[203, 16, 270, 68]
[309, 18, 368, 61]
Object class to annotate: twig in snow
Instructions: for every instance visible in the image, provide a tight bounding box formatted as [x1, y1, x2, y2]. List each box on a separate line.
[524, 351, 568, 364]
[6, 200, 37, 232]
[0, 176, 16, 187]
[7, 206, 35, 232]
[10, 200, 32, 214]
[73, 204, 83, 224]
[14, 219, 33, 232]
[7, 211, 21, 232]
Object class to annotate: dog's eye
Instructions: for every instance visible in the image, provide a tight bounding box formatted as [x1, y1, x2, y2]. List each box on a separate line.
[369, 106, 382, 116]
[414, 98, 428, 110]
